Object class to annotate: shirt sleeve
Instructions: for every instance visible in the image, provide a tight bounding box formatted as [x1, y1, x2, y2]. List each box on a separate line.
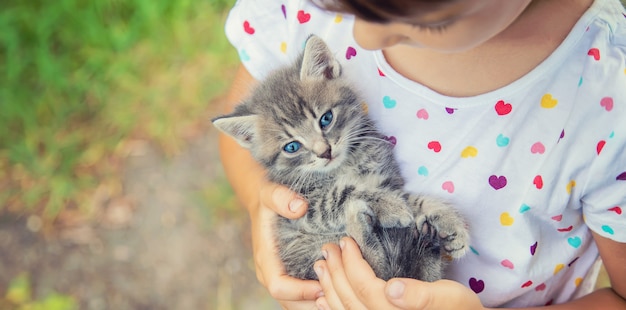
[224, 0, 340, 80]
[582, 127, 626, 242]
[581, 17, 626, 242]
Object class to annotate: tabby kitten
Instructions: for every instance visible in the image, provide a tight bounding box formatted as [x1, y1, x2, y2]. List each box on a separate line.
[212, 35, 469, 281]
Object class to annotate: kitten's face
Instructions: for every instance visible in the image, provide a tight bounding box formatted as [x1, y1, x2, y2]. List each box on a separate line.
[213, 35, 365, 178]
[253, 80, 362, 175]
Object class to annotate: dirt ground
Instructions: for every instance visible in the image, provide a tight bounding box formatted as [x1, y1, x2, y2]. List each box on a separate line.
[0, 128, 279, 310]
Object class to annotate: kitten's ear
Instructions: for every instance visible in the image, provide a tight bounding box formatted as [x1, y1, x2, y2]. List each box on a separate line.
[300, 35, 341, 81]
[212, 114, 259, 149]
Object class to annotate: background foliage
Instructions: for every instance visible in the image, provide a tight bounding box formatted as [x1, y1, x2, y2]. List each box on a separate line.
[0, 0, 238, 219]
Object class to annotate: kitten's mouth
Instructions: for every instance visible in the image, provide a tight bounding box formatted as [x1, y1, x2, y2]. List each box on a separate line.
[323, 152, 342, 167]
[313, 149, 343, 172]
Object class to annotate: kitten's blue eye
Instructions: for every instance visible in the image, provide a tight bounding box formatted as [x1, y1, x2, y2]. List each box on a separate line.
[283, 141, 301, 153]
[320, 110, 333, 129]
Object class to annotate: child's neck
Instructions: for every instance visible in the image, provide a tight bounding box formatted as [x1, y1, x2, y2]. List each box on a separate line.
[382, 0, 593, 98]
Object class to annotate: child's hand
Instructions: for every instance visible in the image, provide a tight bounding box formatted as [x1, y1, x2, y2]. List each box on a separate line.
[260, 181, 309, 219]
[315, 237, 486, 310]
[251, 180, 322, 309]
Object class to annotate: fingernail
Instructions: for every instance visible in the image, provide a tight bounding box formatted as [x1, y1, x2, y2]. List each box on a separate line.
[387, 280, 405, 299]
[315, 264, 325, 280]
[315, 290, 325, 298]
[321, 249, 328, 260]
[339, 239, 346, 250]
[316, 297, 329, 310]
[288, 199, 304, 213]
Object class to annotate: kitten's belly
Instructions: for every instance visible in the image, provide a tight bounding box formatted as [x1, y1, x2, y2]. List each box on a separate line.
[295, 171, 400, 232]
[289, 214, 346, 235]
[340, 170, 396, 191]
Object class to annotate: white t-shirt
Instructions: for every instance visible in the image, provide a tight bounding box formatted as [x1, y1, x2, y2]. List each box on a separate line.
[224, 0, 626, 307]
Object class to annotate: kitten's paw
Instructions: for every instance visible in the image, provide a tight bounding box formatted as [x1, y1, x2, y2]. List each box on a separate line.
[345, 200, 376, 233]
[415, 211, 469, 259]
[378, 207, 413, 228]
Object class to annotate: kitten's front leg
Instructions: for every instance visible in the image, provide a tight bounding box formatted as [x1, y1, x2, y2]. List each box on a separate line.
[408, 195, 470, 259]
[365, 192, 414, 228]
[343, 199, 390, 278]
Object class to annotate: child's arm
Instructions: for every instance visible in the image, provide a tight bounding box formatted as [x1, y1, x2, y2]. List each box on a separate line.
[217, 65, 323, 307]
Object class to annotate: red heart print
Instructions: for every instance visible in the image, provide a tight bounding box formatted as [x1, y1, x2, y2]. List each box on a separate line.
[521, 280, 533, 288]
[243, 20, 255, 34]
[494, 100, 512, 116]
[416, 109, 429, 120]
[427, 141, 442, 153]
[442, 181, 455, 194]
[608, 206, 622, 215]
[597, 140, 606, 155]
[297, 10, 311, 23]
[488, 175, 507, 190]
[557, 225, 573, 232]
[469, 278, 485, 294]
[501, 259, 514, 269]
[378, 68, 385, 76]
[533, 175, 543, 189]
[535, 283, 547, 291]
[600, 97, 614, 111]
[587, 48, 600, 60]
[530, 142, 545, 154]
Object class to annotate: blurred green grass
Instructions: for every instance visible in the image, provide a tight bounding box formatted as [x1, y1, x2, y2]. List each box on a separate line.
[2, 272, 76, 310]
[0, 0, 237, 219]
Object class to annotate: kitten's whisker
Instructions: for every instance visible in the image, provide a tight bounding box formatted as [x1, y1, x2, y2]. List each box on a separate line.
[340, 126, 380, 141]
[288, 169, 318, 198]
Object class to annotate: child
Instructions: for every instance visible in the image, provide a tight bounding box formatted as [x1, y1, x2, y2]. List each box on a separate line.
[219, 0, 626, 309]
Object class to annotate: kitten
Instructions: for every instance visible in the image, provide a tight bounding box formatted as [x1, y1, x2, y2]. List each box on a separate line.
[212, 35, 469, 281]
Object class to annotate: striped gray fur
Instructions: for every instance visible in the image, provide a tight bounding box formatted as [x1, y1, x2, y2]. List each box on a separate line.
[212, 36, 469, 281]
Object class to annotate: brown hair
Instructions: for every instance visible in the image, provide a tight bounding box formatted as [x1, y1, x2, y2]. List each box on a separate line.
[311, 0, 456, 23]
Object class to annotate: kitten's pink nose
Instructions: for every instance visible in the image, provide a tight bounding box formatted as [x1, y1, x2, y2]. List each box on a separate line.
[318, 148, 332, 160]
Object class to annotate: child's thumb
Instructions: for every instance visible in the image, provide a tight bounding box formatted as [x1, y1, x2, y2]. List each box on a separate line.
[260, 183, 307, 219]
[385, 279, 431, 309]
[385, 279, 483, 310]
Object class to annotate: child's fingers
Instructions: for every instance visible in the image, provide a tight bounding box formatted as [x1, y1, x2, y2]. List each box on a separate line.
[384, 279, 484, 310]
[384, 279, 431, 310]
[264, 274, 324, 302]
[314, 260, 345, 310]
[250, 204, 322, 301]
[317, 243, 365, 310]
[257, 240, 321, 301]
[315, 296, 332, 310]
[259, 181, 308, 219]
[339, 238, 397, 309]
